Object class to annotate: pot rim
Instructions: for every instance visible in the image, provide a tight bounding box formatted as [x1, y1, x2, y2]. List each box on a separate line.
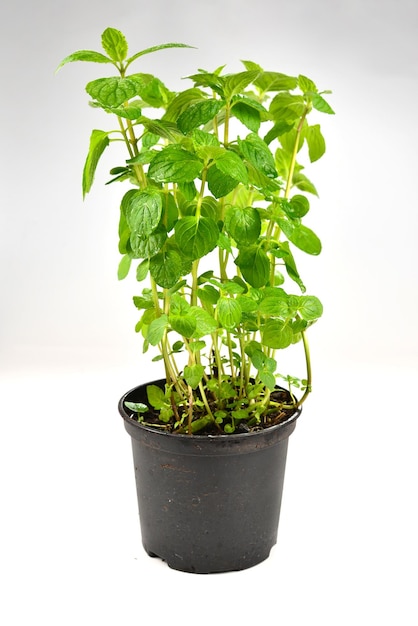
[118, 380, 301, 452]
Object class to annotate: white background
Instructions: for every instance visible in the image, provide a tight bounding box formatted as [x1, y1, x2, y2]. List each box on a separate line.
[1, 0, 417, 623]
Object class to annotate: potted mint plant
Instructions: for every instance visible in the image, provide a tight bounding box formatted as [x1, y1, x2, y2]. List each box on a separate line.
[58, 27, 334, 573]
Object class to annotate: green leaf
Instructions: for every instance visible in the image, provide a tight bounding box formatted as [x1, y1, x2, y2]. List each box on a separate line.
[82, 130, 110, 197]
[108, 100, 143, 120]
[197, 285, 220, 305]
[292, 170, 318, 196]
[133, 293, 154, 310]
[131, 74, 172, 108]
[298, 74, 317, 94]
[289, 224, 322, 255]
[189, 340, 206, 353]
[189, 307, 218, 337]
[125, 42, 194, 69]
[235, 246, 270, 288]
[117, 254, 131, 280]
[271, 241, 305, 292]
[216, 297, 242, 330]
[298, 295, 323, 321]
[163, 88, 207, 121]
[126, 190, 163, 237]
[136, 259, 149, 282]
[213, 149, 248, 184]
[56, 50, 112, 72]
[231, 102, 260, 132]
[149, 247, 183, 288]
[140, 118, 181, 142]
[168, 293, 190, 316]
[224, 206, 261, 245]
[101, 27, 128, 62]
[174, 216, 219, 260]
[259, 370, 276, 390]
[192, 128, 221, 149]
[178, 181, 197, 201]
[254, 71, 298, 93]
[286, 195, 310, 218]
[148, 145, 202, 183]
[246, 163, 282, 195]
[206, 165, 239, 198]
[177, 99, 224, 134]
[124, 401, 148, 413]
[146, 384, 166, 409]
[238, 133, 277, 178]
[184, 364, 205, 389]
[130, 224, 167, 258]
[86, 77, 139, 107]
[147, 315, 168, 346]
[170, 313, 196, 338]
[126, 149, 157, 165]
[305, 124, 326, 162]
[223, 70, 260, 100]
[264, 120, 295, 145]
[311, 93, 335, 115]
[269, 93, 305, 123]
[258, 294, 289, 318]
[262, 320, 293, 349]
[187, 70, 226, 97]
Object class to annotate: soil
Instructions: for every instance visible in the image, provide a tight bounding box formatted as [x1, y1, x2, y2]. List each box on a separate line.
[127, 385, 298, 436]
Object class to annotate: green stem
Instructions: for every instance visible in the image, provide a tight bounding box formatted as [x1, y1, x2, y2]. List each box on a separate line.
[191, 260, 199, 307]
[295, 330, 312, 407]
[226, 332, 236, 382]
[282, 330, 312, 410]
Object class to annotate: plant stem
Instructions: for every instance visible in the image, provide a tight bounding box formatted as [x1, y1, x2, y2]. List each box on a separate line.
[295, 330, 312, 407]
[187, 385, 194, 435]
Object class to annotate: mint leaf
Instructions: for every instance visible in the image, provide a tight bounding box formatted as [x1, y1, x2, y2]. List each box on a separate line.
[148, 145, 202, 183]
[82, 129, 110, 197]
[125, 42, 194, 69]
[177, 99, 224, 134]
[238, 133, 277, 178]
[86, 77, 138, 107]
[298, 295, 323, 321]
[101, 27, 128, 62]
[149, 247, 183, 289]
[184, 364, 205, 389]
[223, 70, 260, 100]
[117, 254, 131, 280]
[174, 216, 219, 260]
[146, 384, 166, 409]
[216, 297, 242, 330]
[289, 224, 322, 255]
[206, 165, 239, 198]
[305, 124, 326, 162]
[224, 206, 261, 246]
[213, 150, 248, 184]
[147, 316, 168, 346]
[130, 224, 167, 258]
[311, 93, 335, 115]
[235, 246, 270, 288]
[262, 320, 293, 349]
[126, 190, 163, 237]
[56, 50, 112, 72]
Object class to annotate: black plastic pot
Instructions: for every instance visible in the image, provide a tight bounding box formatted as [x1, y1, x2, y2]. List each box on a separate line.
[119, 380, 301, 574]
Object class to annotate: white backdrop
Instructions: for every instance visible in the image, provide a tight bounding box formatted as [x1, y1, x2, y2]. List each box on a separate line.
[1, 1, 417, 624]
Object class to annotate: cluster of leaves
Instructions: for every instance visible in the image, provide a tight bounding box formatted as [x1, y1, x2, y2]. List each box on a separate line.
[58, 27, 334, 435]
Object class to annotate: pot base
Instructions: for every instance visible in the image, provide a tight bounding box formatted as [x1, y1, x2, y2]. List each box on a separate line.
[144, 545, 273, 574]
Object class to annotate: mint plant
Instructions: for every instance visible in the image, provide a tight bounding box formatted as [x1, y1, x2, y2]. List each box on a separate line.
[58, 27, 334, 435]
